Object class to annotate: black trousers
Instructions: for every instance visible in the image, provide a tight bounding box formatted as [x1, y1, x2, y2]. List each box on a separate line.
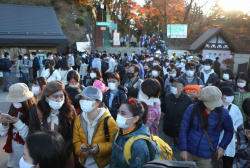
[222, 156, 234, 168]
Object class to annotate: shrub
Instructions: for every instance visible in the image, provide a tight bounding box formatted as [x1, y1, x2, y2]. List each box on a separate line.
[59, 18, 66, 29]
[86, 5, 92, 12]
[79, 7, 86, 13]
[75, 18, 85, 26]
[51, 0, 61, 10]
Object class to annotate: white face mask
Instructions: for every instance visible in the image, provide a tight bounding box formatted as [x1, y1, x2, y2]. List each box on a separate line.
[24, 56, 28, 60]
[146, 59, 149, 62]
[90, 73, 97, 79]
[203, 65, 211, 71]
[47, 98, 64, 110]
[116, 114, 133, 129]
[49, 57, 53, 60]
[223, 74, 229, 80]
[165, 63, 170, 67]
[31, 86, 41, 95]
[237, 82, 246, 88]
[19, 157, 36, 168]
[69, 83, 79, 88]
[80, 100, 96, 113]
[169, 73, 176, 78]
[170, 86, 178, 95]
[149, 57, 154, 61]
[153, 62, 159, 67]
[186, 70, 195, 77]
[223, 96, 234, 104]
[13, 102, 22, 109]
[108, 82, 117, 91]
[152, 70, 159, 77]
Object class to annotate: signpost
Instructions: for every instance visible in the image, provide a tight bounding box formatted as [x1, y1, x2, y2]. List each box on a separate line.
[167, 24, 188, 38]
[96, 22, 112, 26]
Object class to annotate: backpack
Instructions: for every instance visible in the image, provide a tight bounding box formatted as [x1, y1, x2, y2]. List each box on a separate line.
[114, 133, 173, 165]
[144, 159, 198, 168]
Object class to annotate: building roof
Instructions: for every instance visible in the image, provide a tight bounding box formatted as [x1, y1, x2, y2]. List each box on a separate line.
[189, 27, 238, 52]
[0, 4, 68, 45]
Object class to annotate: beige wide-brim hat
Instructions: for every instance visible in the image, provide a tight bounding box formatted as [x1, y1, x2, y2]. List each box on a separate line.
[198, 86, 222, 109]
[5, 83, 34, 103]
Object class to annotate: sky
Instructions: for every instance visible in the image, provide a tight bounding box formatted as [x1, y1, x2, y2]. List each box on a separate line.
[135, 0, 250, 14]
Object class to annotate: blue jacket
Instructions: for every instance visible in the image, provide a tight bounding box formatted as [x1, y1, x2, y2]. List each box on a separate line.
[91, 58, 101, 72]
[2, 58, 11, 73]
[179, 104, 234, 158]
[111, 124, 150, 168]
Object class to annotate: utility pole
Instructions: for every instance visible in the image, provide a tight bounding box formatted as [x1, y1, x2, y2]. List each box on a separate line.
[165, 0, 168, 45]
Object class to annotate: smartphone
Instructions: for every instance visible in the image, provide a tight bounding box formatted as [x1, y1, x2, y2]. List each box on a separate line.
[81, 147, 92, 150]
[0, 112, 13, 118]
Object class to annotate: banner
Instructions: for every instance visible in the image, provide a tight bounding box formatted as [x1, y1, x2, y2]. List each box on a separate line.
[76, 42, 91, 53]
[113, 33, 120, 46]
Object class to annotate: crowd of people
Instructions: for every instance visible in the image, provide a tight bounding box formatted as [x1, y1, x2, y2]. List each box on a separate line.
[0, 49, 250, 168]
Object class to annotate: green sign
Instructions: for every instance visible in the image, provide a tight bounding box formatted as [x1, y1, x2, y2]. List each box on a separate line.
[96, 22, 112, 26]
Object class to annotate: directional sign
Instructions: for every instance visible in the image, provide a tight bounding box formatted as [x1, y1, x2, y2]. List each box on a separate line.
[96, 22, 112, 26]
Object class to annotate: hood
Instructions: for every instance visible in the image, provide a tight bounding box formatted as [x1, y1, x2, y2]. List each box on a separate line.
[93, 58, 100, 62]
[201, 69, 215, 75]
[118, 123, 150, 140]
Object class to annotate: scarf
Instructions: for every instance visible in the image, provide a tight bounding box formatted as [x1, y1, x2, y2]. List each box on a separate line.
[126, 76, 139, 88]
[47, 110, 59, 131]
[3, 108, 29, 153]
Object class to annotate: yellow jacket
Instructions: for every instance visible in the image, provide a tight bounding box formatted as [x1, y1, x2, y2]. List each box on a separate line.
[73, 108, 119, 167]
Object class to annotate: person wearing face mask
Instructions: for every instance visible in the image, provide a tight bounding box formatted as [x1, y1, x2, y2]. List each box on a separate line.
[2, 52, 12, 92]
[197, 59, 218, 86]
[178, 63, 203, 99]
[73, 86, 119, 168]
[164, 65, 181, 94]
[152, 57, 160, 67]
[233, 72, 250, 121]
[29, 80, 76, 168]
[20, 54, 31, 86]
[110, 98, 150, 167]
[137, 55, 145, 80]
[19, 130, 67, 168]
[105, 54, 116, 74]
[0, 83, 36, 168]
[87, 68, 103, 86]
[32, 77, 47, 101]
[218, 86, 243, 168]
[179, 86, 234, 168]
[233, 98, 250, 168]
[58, 57, 73, 85]
[41, 60, 61, 82]
[102, 73, 127, 120]
[162, 78, 193, 151]
[124, 65, 143, 98]
[163, 58, 171, 78]
[151, 65, 164, 98]
[139, 79, 161, 135]
[142, 62, 152, 79]
[68, 53, 75, 70]
[216, 69, 235, 88]
[65, 70, 85, 115]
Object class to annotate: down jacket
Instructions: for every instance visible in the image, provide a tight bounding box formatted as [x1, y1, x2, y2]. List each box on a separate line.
[179, 104, 234, 158]
[73, 108, 119, 167]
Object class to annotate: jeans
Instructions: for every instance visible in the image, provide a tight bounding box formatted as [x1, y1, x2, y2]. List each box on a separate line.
[22, 73, 29, 86]
[3, 72, 12, 90]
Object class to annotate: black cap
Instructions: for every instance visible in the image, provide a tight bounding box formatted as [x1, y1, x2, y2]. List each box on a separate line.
[170, 77, 185, 87]
[220, 86, 235, 96]
[203, 59, 213, 65]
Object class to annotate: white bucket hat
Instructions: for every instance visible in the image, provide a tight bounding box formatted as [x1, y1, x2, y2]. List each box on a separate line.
[5, 83, 34, 103]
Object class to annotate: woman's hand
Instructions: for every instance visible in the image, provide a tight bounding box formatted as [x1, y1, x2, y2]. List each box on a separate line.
[0, 113, 8, 126]
[6, 117, 19, 124]
[89, 144, 99, 154]
[217, 147, 224, 160]
[80, 144, 90, 155]
[180, 151, 188, 161]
